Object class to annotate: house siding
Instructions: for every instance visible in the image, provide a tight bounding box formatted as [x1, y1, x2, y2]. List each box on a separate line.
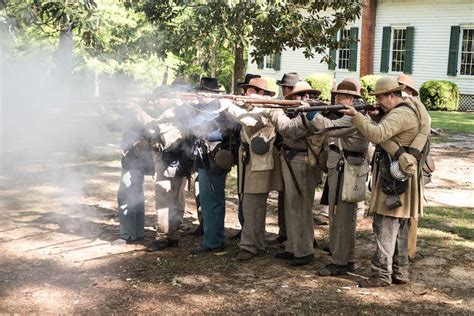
[373, 0, 474, 94]
[247, 0, 474, 95]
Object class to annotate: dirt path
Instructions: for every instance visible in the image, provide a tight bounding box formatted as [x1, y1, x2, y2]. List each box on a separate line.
[1, 125, 473, 313]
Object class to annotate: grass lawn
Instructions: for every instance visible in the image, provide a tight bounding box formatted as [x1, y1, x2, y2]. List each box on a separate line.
[429, 111, 474, 134]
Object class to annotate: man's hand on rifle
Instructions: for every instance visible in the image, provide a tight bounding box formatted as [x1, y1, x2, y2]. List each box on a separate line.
[338, 104, 358, 117]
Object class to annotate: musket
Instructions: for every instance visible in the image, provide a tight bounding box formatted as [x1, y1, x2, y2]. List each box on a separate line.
[286, 104, 377, 115]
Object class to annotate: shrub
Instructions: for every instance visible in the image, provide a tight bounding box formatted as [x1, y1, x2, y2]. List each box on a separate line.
[360, 74, 382, 105]
[305, 73, 334, 101]
[419, 80, 460, 111]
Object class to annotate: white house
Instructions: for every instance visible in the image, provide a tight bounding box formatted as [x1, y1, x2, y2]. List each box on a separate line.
[247, 0, 474, 110]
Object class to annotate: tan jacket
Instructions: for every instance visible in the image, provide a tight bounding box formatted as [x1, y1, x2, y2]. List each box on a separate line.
[312, 114, 368, 169]
[352, 103, 423, 218]
[227, 104, 283, 193]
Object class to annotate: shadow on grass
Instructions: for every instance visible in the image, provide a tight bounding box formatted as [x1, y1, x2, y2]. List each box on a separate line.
[419, 206, 473, 241]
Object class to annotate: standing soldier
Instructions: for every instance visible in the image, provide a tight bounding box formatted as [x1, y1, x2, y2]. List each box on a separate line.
[272, 72, 300, 245]
[268, 82, 324, 266]
[340, 77, 423, 287]
[225, 77, 284, 260]
[310, 80, 369, 276]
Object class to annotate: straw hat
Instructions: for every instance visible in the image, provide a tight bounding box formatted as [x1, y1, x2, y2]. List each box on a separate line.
[240, 77, 276, 96]
[397, 74, 419, 97]
[331, 80, 362, 98]
[285, 81, 321, 100]
[370, 77, 406, 96]
[277, 72, 300, 87]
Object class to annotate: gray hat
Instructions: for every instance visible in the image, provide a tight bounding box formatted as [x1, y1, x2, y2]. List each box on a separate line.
[277, 72, 300, 87]
[195, 77, 221, 93]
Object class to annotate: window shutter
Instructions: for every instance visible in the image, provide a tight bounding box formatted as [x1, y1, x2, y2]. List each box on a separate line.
[349, 27, 359, 72]
[274, 53, 281, 71]
[404, 27, 415, 74]
[447, 26, 461, 76]
[380, 26, 392, 73]
[257, 58, 264, 69]
[328, 33, 337, 70]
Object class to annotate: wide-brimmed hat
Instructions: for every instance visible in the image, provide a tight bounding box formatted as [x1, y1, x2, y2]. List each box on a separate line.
[370, 77, 406, 96]
[397, 74, 419, 97]
[285, 81, 321, 100]
[332, 80, 362, 98]
[240, 78, 276, 96]
[195, 77, 221, 93]
[277, 72, 300, 87]
[237, 74, 261, 87]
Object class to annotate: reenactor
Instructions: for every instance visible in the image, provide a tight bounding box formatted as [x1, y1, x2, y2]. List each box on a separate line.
[340, 77, 423, 287]
[310, 79, 369, 276]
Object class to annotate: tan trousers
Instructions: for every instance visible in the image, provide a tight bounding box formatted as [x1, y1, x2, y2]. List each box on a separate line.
[407, 217, 418, 259]
[155, 175, 186, 240]
[239, 192, 269, 254]
[280, 153, 319, 258]
[327, 167, 357, 265]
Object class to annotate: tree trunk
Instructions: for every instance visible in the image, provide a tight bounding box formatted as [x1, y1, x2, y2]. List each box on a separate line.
[233, 44, 245, 95]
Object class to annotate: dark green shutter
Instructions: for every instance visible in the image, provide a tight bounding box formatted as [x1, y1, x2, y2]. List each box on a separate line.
[404, 27, 415, 74]
[274, 53, 281, 71]
[257, 58, 264, 69]
[380, 26, 392, 73]
[447, 26, 461, 76]
[349, 27, 359, 72]
[328, 33, 337, 70]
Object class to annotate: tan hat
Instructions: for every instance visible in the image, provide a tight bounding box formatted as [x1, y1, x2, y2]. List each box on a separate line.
[370, 77, 406, 96]
[241, 78, 276, 96]
[285, 81, 321, 100]
[332, 80, 362, 98]
[397, 74, 419, 97]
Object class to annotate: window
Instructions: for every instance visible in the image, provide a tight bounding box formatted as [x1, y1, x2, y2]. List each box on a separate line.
[264, 54, 275, 69]
[337, 29, 351, 70]
[459, 28, 474, 76]
[391, 28, 407, 72]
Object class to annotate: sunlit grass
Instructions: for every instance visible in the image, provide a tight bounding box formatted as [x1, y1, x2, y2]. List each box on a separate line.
[429, 111, 474, 134]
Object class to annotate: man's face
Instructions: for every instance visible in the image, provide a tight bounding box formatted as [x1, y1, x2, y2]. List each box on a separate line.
[282, 86, 293, 97]
[244, 87, 264, 96]
[292, 93, 310, 101]
[335, 94, 354, 106]
[376, 93, 397, 112]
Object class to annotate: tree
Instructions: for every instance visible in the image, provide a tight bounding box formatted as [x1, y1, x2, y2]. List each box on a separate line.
[128, 0, 364, 93]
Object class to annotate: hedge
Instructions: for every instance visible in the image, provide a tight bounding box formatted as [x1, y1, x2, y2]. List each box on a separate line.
[360, 74, 382, 105]
[419, 80, 460, 111]
[305, 73, 333, 101]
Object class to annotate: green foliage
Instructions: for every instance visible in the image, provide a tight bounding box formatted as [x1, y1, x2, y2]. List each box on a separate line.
[305, 73, 333, 101]
[420, 80, 460, 111]
[360, 75, 382, 105]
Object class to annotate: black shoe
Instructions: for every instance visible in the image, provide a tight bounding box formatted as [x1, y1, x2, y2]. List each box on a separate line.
[186, 227, 204, 236]
[230, 231, 241, 240]
[236, 249, 255, 261]
[275, 251, 295, 260]
[126, 237, 145, 244]
[318, 263, 348, 276]
[289, 254, 314, 266]
[358, 277, 391, 288]
[313, 239, 318, 249]
[276, 235, 287, 244]
[145, 239, 178, 252]
[347, 261, 355, 272]
[323, 246, 332, 255]
[191, 245, 225, 254]
[392, 277, 410, 285]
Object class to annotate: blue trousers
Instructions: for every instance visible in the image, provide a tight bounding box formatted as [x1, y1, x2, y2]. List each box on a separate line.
[117, 169, 145, 241]
[198, 168, 226, 249]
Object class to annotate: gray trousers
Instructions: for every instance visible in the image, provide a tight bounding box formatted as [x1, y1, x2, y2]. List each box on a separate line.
[155, 176, 186, 241]
[239, 192, 269, 254]
[327, 168, 357, 265]
[281, 154, 318, 258]
[117, 169, 145, 241]
[371, 213, 410, 283]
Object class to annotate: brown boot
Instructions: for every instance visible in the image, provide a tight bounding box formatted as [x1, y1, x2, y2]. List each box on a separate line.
[358, 277, 391, 288]
[237, 249, 255, 261]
